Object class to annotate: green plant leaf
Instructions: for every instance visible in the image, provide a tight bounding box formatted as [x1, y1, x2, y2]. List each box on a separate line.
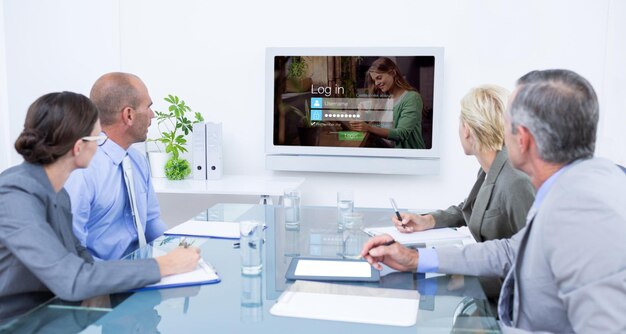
[164, 157, 191, 180]
[150, 94, 203, 160]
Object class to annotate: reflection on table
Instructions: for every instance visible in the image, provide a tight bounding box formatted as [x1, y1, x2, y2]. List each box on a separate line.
[1, 204, 500, 333]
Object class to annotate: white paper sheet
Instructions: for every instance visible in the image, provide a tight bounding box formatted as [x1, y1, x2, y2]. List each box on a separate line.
[165, 220, 239, 239]
[270, 281, 419, 327]
[363, 226, 473, 246]
[143, 259, 219, 289]
[294, 260, 372, 278]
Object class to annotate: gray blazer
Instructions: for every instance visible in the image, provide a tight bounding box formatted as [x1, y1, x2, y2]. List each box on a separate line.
[0, 163, 161, 321]
[436, 158, 626, 333]
[431, 149, 535, 242]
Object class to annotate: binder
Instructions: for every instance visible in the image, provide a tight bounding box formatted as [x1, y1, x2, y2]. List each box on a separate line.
[192, 122, 207, 180]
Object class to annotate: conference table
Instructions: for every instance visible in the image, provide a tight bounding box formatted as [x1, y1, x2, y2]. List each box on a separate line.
[2, 204, 502, 333]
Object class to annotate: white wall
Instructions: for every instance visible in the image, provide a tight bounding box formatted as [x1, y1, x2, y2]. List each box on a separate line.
[1, 0, 121, 166]
[2, 0, 625, 210]
[596, 0, 626, 166]
[0, 4, 10, 171]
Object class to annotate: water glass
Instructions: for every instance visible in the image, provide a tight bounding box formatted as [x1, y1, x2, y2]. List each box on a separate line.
[240, 220, 263, 275]
[337, 190, 354, 230]
[283, 189, 301, 229]
[240, 274, 263, 323]
[342, 212, 365, 259]
[284, 226, 301, 259]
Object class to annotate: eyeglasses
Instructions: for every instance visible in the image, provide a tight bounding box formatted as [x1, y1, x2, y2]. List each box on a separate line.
[81, 135, 108, 146]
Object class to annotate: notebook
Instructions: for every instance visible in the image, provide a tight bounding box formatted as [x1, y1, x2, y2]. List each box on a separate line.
[363, 226, 474, 246]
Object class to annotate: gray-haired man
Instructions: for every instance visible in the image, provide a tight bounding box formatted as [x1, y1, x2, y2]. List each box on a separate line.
[362, 69, 626, 333]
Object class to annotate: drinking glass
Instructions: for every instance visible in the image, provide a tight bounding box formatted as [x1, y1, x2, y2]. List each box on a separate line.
[283, 189, 301, 229]
[342, 212, 365, 259]
[240, 220, 263, 275]
[337, 190, 354, 230]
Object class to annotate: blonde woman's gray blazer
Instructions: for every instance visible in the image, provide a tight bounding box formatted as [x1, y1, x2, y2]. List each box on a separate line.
[431, 148, 535, 242]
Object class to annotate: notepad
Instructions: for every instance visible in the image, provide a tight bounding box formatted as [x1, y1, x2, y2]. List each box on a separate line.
[270, 281, 420, 326]
[138, 259, 220, 290]
[165, 220, 239, 239]
[363, 226, 473, 246]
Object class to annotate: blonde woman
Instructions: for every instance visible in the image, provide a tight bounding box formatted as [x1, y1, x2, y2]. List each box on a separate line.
[394, 85, 534, 242]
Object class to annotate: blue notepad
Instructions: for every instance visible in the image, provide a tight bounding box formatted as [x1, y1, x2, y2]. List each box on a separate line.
[135, 259, 220, 291]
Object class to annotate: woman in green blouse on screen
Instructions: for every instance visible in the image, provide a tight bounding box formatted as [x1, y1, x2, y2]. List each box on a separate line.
[349, 57, 425, 149]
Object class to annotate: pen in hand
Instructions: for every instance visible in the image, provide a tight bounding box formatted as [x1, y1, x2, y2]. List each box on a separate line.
[179, 238, 194, 248]
[389, 198, 406, 228]
[382, 239, 396, 246]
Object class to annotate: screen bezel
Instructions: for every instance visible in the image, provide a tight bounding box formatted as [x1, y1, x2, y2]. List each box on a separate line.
[265, 47, 444, 159]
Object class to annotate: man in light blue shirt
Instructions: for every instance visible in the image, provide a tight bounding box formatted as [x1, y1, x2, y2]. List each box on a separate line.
[65, 72, 165, 260]
[361, 70, 626, 333]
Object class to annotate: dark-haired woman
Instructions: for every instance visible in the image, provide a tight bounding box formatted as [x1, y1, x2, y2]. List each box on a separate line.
[0, 92, 200, 321]
[349, 57, 425, 149]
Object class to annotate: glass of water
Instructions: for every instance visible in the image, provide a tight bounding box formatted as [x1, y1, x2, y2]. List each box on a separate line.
[240, 220, 263, 275]
[240, 274, 263, 323]
[342, 212, 365, 259]
[283, 189, 301, 229]
[337, 190, 354, 230]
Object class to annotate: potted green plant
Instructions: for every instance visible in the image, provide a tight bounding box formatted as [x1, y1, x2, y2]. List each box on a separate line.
[149, 94, 204, 180]
[286, 100, 322, 146]
[286, 56, 312, 92]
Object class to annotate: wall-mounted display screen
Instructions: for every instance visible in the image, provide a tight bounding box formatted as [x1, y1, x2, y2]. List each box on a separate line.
[265, 47, 444, 174]
[273, 55, 435, 150]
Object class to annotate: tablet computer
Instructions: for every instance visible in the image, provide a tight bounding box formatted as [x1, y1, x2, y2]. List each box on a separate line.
[285, 257, 380, 282]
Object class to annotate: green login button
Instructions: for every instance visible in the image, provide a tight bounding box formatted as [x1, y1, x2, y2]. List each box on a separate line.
[338, 131, 365, 141]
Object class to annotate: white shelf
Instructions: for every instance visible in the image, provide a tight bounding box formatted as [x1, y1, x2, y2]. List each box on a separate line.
[152, 175, 305, 197]
[153, 175, 305, 227]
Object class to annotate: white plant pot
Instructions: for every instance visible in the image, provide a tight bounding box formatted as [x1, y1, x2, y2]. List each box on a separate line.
[147, 152, 170, 178]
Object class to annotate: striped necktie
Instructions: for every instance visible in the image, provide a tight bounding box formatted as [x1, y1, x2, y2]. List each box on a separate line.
[122, 155, 147, 249]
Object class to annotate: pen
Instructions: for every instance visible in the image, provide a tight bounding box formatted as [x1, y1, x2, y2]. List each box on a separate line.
[179, 238, 194, 248]
[382, 239, 396, 246]
[389, 198, 405, 226]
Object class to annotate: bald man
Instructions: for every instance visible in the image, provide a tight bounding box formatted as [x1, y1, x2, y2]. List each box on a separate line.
[65, 72, 165, 260]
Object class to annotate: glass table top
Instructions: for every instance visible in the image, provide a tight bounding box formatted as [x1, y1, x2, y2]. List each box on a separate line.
[1, 204, 501, 333]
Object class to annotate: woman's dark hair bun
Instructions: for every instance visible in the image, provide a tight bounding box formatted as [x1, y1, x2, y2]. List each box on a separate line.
[14, 91, 100, 165]
[15, 129, 55, 164]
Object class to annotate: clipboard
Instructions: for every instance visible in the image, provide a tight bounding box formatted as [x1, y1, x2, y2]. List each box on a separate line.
[134, 259, 220, 291]
[285, 257, 380, 282]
